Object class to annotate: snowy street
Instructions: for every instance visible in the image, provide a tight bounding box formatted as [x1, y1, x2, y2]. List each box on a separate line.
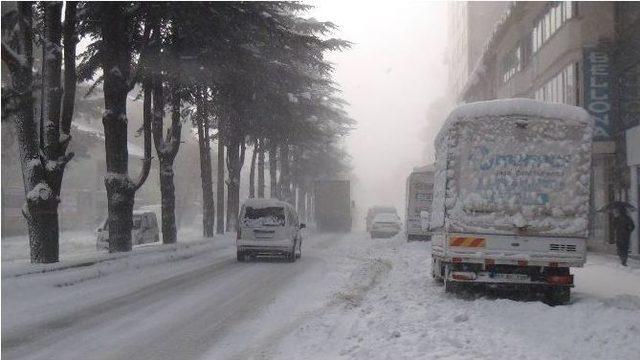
[3, 232, 639, 360]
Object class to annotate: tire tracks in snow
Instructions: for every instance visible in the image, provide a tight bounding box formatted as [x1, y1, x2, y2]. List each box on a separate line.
[226, 253, 394, 360]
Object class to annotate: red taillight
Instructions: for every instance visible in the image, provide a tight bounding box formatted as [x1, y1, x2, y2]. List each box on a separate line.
[452, 257, 462, 263]
[549, 262, 559, 268]
[451, 272, 476, 281]
[517, 260, 528, 267]
[547, 274, 573, 285]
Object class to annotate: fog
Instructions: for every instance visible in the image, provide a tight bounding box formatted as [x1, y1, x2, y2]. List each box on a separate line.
[311, 1, 451, 222]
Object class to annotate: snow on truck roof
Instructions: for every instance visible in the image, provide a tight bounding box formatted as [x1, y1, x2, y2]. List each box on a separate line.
[437, 98, 593, 141]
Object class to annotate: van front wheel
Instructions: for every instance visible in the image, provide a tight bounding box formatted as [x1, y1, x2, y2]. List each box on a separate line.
[287, 244, 296, 263]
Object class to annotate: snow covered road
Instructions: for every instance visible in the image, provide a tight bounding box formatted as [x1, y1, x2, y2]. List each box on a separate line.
[2, 232, 640, 360]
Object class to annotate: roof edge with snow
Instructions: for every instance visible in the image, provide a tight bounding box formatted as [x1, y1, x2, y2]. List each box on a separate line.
[437, 98, 594, 144]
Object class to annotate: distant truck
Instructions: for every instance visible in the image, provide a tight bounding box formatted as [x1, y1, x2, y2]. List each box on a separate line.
[405, 166, 434, 241]
[314, 180, 352, 232]
[430, 99, 593, 305]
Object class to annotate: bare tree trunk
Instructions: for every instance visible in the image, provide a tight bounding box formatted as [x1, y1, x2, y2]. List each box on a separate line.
[257, 139, 265, 198]
[2, 3, 79, 262]
[297, 183, 307, 221]
[101, 3, 151, 252]
[226, 138, 245, 232]
[216, 129, 225, 234]
[269, 142, 278, 199]
[279, 145, 291, 203]
[196, 94, 214, 237]
[249, 142, 258, 198]
[150, 22, 182, 245]
[6, 3, 52, 262]
[151, 82, 182, 244]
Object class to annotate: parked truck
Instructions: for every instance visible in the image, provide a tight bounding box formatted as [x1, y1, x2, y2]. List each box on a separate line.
[314, 180, 352, 232]
[430, 98, 593, 305]
[405, 165, 434, 241]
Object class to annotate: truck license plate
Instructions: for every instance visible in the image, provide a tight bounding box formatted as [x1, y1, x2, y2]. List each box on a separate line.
[493, 273, 530, 281]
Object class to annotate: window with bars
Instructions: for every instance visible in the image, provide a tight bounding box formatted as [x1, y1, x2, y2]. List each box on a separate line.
[531, 2, 575, 54]
[501, 45, 522, 83]
[534, 62, 578, 105]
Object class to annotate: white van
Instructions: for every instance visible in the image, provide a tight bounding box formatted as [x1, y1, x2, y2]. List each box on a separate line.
[96, 210, 160, 250]
[237, 199, 304, 262]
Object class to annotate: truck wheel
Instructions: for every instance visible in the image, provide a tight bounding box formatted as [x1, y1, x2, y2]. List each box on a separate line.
[444, 278, 457, 293]
[546, 286, 570, 306]
[237, 250, 245, 262]
[287, 245, 296, 263]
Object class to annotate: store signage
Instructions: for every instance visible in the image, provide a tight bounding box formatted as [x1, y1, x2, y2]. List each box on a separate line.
[583, 46, 612, 140]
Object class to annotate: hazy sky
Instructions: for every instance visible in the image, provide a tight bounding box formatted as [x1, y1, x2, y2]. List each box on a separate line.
[310, 1, 450, 220]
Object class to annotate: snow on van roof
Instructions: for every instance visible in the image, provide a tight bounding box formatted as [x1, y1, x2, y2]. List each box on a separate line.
[373, 213, 400, 222]
[242, 198, 289, 209]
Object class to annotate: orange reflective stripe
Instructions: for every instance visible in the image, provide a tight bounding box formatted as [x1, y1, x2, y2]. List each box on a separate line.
[470, 238, 485, 247]
[449, 236, 486, 247]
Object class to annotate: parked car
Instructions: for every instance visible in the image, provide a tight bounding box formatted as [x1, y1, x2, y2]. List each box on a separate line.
[236, 198, 304, 262]
[366, 206, 398, 231]
[97, 211, 160, 250]
[370, 213, 402, 238]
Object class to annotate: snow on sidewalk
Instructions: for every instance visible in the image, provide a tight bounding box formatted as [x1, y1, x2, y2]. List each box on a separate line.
[2, 232, 236, 336]
[270, 234, 640, 360]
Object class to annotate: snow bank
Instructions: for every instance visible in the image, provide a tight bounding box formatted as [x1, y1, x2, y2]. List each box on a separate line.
[270, 235, 640, 360]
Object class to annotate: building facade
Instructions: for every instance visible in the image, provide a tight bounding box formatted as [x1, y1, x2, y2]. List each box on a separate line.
[449, 2, 640, 254]
[446, 1, 510, 102]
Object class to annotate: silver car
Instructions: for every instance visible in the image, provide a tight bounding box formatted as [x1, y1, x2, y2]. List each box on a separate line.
[97, 211, 160, 250]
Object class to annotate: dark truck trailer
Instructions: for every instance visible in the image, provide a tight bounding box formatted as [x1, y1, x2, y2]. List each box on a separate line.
[314, 180, 351, 232]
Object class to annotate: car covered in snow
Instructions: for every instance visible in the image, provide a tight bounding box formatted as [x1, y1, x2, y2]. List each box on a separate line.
[366, 206, 398, 231]
[96, 210, 160, 250]
[370, 213, 402, 238]
[236, 198, 304, 262]
[430, 98, 593, 305]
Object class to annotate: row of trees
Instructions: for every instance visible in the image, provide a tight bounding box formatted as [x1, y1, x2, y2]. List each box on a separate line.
[1, 2, 352, 263]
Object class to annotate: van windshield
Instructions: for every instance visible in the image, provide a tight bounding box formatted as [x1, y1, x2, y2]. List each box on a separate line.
[243, 207, 285, 227]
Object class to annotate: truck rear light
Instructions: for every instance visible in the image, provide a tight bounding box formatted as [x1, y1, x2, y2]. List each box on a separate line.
[549, 262, 559, 268]
[547, 274, 573, 285]
[484, 259, 495, 265]
[452, 257, 462, 263]
[451, 271, 476, 281]
[517, 260, 528, 267]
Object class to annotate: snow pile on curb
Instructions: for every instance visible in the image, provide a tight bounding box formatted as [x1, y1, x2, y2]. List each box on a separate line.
[274, 235, 640, 360]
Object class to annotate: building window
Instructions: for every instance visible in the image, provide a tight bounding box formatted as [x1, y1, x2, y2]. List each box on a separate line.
[535, 62, 578, 105]
[501, 45, 521, 83]
[532, 2, 575, 54]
